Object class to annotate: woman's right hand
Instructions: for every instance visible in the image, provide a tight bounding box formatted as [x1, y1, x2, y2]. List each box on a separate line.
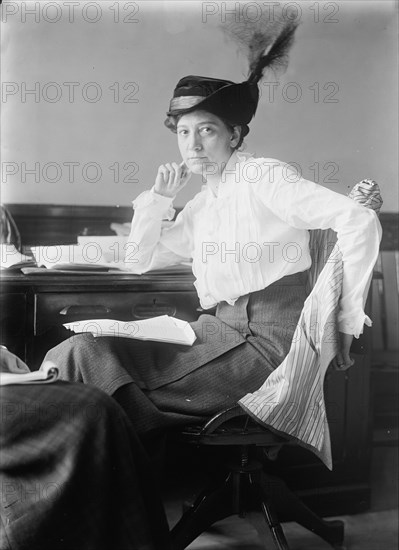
[154, 162, 191, 198]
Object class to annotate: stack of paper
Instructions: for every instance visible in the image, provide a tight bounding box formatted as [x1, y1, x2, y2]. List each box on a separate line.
[31, 245, 127, 271]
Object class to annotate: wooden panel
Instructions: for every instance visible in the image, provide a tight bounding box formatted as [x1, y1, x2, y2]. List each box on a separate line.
[372, 256, 384, 351]
[6, 204, 395, 251]
[370, 242, 398, 443]
[381, 251, 399, 350]
[4, 203, 181, 247]
[0, 292, 27, 360]
[379, 213, 399, 252]
[5, 204, 133, 246]
[372, 251, 399, 352]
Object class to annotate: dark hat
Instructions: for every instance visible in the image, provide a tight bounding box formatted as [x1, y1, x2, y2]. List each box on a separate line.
[164, 14, 299, 134]
[165, 75, 259, 132]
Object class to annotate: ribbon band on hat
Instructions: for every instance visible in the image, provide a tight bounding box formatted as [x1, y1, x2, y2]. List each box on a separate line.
[169, 96, 208, 112]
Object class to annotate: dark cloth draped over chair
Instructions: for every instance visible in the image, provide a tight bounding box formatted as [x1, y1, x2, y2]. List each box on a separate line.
[0, 349, 170, 550]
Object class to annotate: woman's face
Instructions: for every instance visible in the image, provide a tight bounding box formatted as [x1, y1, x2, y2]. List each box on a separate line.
[176, 110, 240, 178]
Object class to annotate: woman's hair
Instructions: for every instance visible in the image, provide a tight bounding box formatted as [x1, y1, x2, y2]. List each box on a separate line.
[164, 112, 249, 150]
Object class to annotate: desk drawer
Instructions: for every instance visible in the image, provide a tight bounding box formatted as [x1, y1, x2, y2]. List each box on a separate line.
[34, 291, 200, 335]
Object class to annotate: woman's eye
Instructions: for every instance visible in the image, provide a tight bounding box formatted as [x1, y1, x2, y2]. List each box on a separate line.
[178, 129, 188, 136]
[200, 127, 212, 135]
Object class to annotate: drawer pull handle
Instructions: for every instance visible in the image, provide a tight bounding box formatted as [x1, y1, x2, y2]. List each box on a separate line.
[132, 302, 176, 319]
[59, 305, 111, 316]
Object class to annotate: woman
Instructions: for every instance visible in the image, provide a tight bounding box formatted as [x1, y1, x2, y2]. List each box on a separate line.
[45, 81, 381, 422]
[43, 17, 381, 547]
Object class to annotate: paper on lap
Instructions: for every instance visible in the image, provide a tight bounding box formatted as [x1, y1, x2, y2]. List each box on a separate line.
[64, 315, 196, 346]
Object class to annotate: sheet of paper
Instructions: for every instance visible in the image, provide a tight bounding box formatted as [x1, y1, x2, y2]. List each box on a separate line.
[64, 315, 196, 346]
[0, 244, 33, 269]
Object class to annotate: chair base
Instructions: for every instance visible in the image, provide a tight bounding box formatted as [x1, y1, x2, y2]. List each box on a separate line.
[170, 458, 345, 550]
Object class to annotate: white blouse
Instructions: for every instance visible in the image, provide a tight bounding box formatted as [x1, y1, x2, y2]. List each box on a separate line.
[125, 151, 382, 338]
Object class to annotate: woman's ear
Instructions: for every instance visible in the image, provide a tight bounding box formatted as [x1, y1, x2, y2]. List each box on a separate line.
[230, 126, 242, 149]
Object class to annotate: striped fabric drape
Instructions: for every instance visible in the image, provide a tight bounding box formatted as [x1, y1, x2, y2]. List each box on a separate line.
[239, 180, 382, 469]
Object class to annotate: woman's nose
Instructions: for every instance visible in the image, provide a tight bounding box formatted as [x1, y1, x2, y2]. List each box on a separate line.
[189, 134, 202, 150]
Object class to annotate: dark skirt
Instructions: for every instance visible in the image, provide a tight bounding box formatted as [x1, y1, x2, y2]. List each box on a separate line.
[44, 272, 307, 436]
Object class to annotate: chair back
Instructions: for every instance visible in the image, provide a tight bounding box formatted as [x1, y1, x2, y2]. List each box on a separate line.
[306, 228, 338, 294]
[239, 179, 383, 469]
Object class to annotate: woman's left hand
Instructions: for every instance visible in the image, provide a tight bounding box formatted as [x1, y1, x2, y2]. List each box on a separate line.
[332, 332, 355, 371]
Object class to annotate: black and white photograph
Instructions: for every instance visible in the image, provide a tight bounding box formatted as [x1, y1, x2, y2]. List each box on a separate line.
[0, 1, 398, 549]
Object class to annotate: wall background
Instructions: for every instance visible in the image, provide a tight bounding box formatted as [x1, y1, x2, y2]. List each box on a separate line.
[1, 0, 398, 210]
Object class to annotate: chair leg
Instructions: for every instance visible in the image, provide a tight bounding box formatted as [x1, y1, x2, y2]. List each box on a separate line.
[248, 475, 290, 550]
[171, 459, 345, 550]
[260, 472, 345, 549]
[260, 500, 290, 550]
[170, 473, 235, 550]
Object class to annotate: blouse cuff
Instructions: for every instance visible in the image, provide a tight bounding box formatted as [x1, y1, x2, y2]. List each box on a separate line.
[337, 311, 372, 338]
[132, 189, 176, 221]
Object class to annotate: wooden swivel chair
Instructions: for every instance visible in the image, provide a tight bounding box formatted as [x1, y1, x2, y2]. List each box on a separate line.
[170, 404, 345, 550]
[170, 178, 382, 550]
[169, 226, 347, 550]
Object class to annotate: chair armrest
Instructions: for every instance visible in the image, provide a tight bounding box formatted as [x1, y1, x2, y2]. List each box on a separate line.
[178, 405, 291, 447]
[200, 405, 248, 434]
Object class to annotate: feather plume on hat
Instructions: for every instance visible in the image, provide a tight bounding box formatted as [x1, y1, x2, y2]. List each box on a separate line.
[219, 8, 299, 85]
[165, 8, 299, 131]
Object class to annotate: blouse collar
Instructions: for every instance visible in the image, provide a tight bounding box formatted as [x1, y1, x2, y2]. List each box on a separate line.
[206, 150, 253, 199]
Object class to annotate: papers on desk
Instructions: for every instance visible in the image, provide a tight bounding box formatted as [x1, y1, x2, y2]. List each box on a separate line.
[0, 361, 59, 386]
[31, 243, 128, 271]
[0, 244, 35, 270]
[64, 315, 196, 346]
[27, 242, 193, 275]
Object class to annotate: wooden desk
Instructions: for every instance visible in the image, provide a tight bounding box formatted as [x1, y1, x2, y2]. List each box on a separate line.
[0, 271, 372, 516]
[0, 271, 200, 369]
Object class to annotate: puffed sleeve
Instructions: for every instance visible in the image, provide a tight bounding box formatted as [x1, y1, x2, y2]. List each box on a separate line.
[124, 188, 194, 273]
[252, 160, 382, 337]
